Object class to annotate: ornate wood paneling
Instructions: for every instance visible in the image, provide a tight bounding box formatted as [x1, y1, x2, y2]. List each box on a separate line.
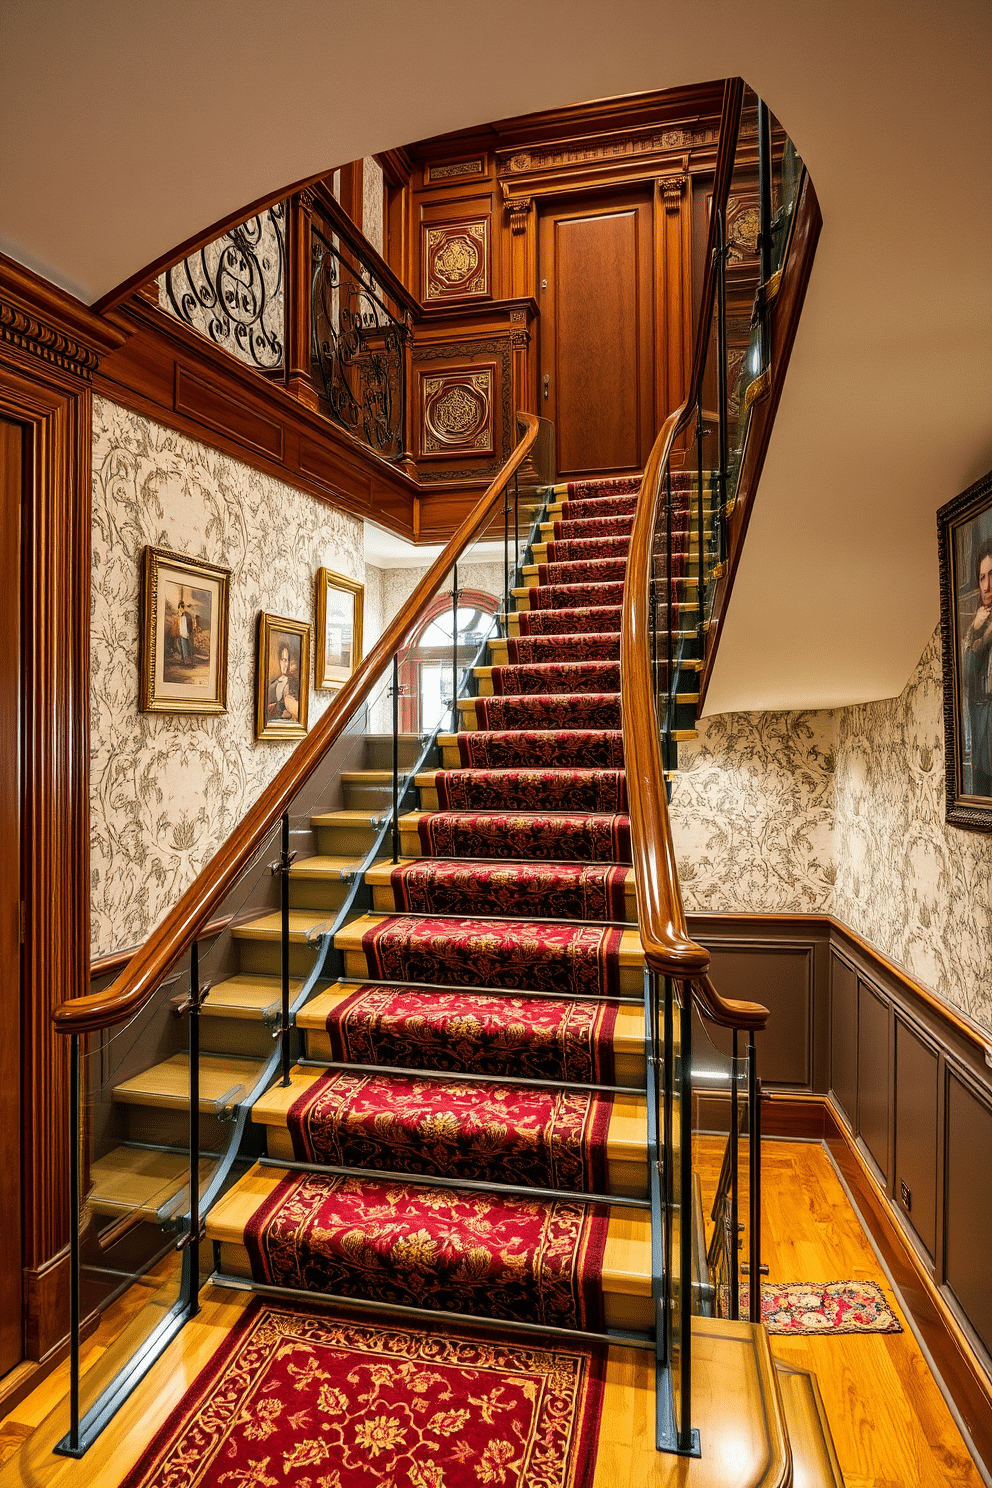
[0, 256, 126, 1373]
[420, 368, 495, 457]
[423, 219, 490, 301]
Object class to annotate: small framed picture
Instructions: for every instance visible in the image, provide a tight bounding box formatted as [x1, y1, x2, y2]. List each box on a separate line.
[315, 569, 364, 691]
[140, 546, 230, 714]
[256, 612, 311, 741]
[938, 467, 992, 831]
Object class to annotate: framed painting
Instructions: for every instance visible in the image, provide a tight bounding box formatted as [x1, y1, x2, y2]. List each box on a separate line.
[139, 546, 230, 714]
[315, 569, 364, 692]
[255, 612, 311, 741]
[938, 467, 992, 831]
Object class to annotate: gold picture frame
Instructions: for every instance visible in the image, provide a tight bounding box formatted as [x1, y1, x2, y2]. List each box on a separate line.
[139, 546, 230, 714]
[315, 569, 364, 692]
[255, 612, 311, 741]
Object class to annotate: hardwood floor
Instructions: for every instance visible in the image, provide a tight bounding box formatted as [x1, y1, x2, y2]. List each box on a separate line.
[0, 1140, 985, 1486]
[695, 1136, 986, 1488]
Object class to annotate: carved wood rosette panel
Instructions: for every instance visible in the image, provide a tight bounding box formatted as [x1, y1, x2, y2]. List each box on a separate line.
[420, 369, 494, 457]
[424, 219, 490, 301]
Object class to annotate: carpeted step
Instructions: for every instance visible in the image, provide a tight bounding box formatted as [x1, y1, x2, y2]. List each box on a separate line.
[417, 766, 627, 811]
[458, 693, 620, 731]
[206, 1162, 652, 1329]
[369, 856, 635, 921]
[564, 476, 642, 499]
[437, 728, 624, 769]
[543, 535, 632, 562]
[511, 605, 622, 636]
[254, 1065, 630, 1193]
[557, 494, 641, 520]
[335, 914, 644, 998]
[408, 809, 631, 864]
[300, 980, 642, 1082]
[479, 660, 621, 696]
[552, 514, 634, 539]
[532, 556, 629, 586]
[518, 580, 627, 611]
[493, 632, 622, 664]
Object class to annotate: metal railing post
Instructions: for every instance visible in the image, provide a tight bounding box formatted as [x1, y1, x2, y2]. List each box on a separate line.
[187, 943, 202, 1315]
[450, 563, 461, 727]
[748, 1032, 762, 1325]
[696, 398, 706, 647]
[391, 654, 401, 864]
[269, 812, 296, 1086]
[68, 1033, 80, 1453]
[665, 468, 675, 745]
[678, 985, 694, 1453]
[730, 1026, 740, 1320]
[715, 213, 729, 567]
[502, 484, 511, 623]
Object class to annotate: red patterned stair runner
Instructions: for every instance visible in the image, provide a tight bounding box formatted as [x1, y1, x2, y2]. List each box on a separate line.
[286, 1068, 613, 1190]
[243, 473, 681, 1334]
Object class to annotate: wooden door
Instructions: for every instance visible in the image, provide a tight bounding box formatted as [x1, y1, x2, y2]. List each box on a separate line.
[0, 419, 21, 1377]
[538, 193, 655, 480]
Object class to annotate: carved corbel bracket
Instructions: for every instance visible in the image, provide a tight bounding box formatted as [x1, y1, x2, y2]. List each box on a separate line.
[659, 173, 688, 214]
[505, 196, 534, 235]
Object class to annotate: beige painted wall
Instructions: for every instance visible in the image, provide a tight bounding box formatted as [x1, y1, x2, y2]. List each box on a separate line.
[91, 397, 364, 958]
[673, 628, 992, 1031]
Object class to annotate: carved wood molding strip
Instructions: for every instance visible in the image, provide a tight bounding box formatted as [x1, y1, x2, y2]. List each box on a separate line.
[0, 254, 126, 379]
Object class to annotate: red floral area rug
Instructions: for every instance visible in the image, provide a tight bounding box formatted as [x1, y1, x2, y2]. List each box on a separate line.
[489, 661, 621, 696]
[325, 984, 619, 1083]
[244, 1171, 609, 1328]
[286, 1068, 613, 1190]
[433, 767, 627, 813]
[471, 693, 621, 731]
[545, 536, 631, 561]
[389, 860, 630, 921]
[537, 558, 628, 586]
[527, 581, 626, 611]
[456, 729, 624, 769]
[361, 916, 625, 998]
[516, 605, 622, 635]
[504, 632, 621, 663]
[742, 1280, 903, 1335]
[416, 810, 631, 865]
[119, 1299, 606, 1488]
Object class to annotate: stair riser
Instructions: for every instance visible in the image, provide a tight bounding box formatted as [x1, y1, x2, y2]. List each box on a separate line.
[371, 881, 639, 923]
[290, 878, 355, 914]
[196, 1018, 277, 1060]
[314, 823, 379, 857]
[339, 947, 644, 997]
[211, 1239, 652, 1330]
[341, 781, 396, 811]
[237, 941, 321, 978]
[121, 1107, 231, 1150]
[364, 738, 423, 770]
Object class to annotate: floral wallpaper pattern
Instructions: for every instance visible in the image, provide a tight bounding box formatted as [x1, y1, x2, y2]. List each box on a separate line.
[671, 709, 837, 913]
[833, 629, 992, 1031]
[91, 398, 363, 958]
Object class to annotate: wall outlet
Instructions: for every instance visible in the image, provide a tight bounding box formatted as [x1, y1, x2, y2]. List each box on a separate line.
[899, 1179, 912, 1213]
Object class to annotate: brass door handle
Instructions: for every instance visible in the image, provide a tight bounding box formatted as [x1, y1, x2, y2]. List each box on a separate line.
[542, 373, 550, 400]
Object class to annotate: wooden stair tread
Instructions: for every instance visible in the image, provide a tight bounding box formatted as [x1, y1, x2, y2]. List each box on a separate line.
[202, 973, 303, 1018]
[340, 770, 397, 782]
[289, 855, 364, 880]
[205, 1161, 651, 1298]
[87, 1146, 210, 1217]
[231, 909, 337, 942]
[310, 810, 385, 826]
[296, 983, 369, 1029]
[334, 914, 644, 964]
[113, 1053, 266, 1110]
[774, 1361, 845, 1486]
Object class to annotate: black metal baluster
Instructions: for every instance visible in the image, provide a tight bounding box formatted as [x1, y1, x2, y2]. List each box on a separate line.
[696, 398, 705, 649]
[730, 1027, 740, 1321]
[757, 97, 773, 374]
[665, 467, 675, 749]
[715, 211, 729, 568]
[513, 472, 520, 582]
[502, 485, 510, 624]
[748, 1033, 762, 1324]
[269, 813, 296, 1086]
[678, 985, 695, 1453]
[451, 564, 461, 728]
[187, 943, 202, 1316]
[391, 654, 400, 865]
[68, 1033, 80, 1453]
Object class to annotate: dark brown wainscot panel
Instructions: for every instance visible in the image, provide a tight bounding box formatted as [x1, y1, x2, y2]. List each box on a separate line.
[857, 978, 891, 1181]
[829, 951, 858, 1127]
[945, 1069, 992, 1359]
[894, 1013, 940, 1262]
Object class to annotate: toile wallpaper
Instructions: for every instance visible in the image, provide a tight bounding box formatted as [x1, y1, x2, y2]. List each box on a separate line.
[91, 397, 364, 958]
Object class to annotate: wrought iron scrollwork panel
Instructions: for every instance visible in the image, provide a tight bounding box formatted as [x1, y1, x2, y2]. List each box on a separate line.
[310, 226, 408, 460]
[161, 203, 286, 372]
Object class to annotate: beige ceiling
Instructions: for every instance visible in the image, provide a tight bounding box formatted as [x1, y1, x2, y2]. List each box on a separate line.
[3, 0, 990, 711]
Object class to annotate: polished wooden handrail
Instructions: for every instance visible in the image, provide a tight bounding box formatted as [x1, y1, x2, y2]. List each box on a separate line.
[619, 77, 744, 993]
[690, 973, 769, 1032]
[56, 414, 543, 1035]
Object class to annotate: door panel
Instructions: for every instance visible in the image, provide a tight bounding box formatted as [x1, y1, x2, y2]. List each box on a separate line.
[0, 418, 22, 1376]
[539, 195, 654, 479]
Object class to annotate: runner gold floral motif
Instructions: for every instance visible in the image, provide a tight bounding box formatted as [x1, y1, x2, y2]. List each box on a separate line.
[325, 985, 619, 1082]
[471, 694, 622, 730]
[244, 1172, 610, 1328]
[120, 1299, 607, 1488]
[488, 662, 622, 696]
[415, 809, 631, 864]
[361, 916, 625, 997]
[432, 766, 628, 812]
[387, 860, 630, 919]
[286, 1069, 613, 1190]
[503, 633, 622, 664]
[527, 582, 626, 611]
[515, 608, 623, 636]
[455, 729, 625, 768]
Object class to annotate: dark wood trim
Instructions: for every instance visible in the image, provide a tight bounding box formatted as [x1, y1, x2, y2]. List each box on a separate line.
[697, 169, 823, 709]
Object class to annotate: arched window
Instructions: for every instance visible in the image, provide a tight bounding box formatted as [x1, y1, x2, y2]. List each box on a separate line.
[398, 589, 498, 732]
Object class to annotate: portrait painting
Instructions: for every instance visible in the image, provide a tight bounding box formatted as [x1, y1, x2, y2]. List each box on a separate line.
[140, 547, 230, 714]
[938, 468, 992, 830]
[256, 612, 311, 740]
[315, 569, 364, 692]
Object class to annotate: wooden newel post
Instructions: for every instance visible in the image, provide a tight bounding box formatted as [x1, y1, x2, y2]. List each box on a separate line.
[285, 191, 319, 410]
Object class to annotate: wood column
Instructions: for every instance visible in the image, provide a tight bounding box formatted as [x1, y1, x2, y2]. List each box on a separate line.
[654, 160, 693, 436]
[0, 257, 126, 1379]
[285, 191, 319, 410]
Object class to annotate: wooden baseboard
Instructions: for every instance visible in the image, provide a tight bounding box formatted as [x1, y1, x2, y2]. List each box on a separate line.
[765, 1090, 992, 1471]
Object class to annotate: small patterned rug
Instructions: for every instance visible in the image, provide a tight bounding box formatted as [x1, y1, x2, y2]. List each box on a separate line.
[743, 1280, 903, 1335]
[119, 1299, 606, 1488]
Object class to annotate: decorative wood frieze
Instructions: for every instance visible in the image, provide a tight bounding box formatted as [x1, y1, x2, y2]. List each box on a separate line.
[0, 255, 126, 380]
[495, 124, 714, 178]
[425, 158, 486, 184]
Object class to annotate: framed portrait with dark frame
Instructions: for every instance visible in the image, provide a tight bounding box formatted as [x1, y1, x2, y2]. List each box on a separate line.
[315, 569, 364, 692]
[139, 546, 230, 715]
[255, 612, 311, 741]
[938, 467, 992, 831]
